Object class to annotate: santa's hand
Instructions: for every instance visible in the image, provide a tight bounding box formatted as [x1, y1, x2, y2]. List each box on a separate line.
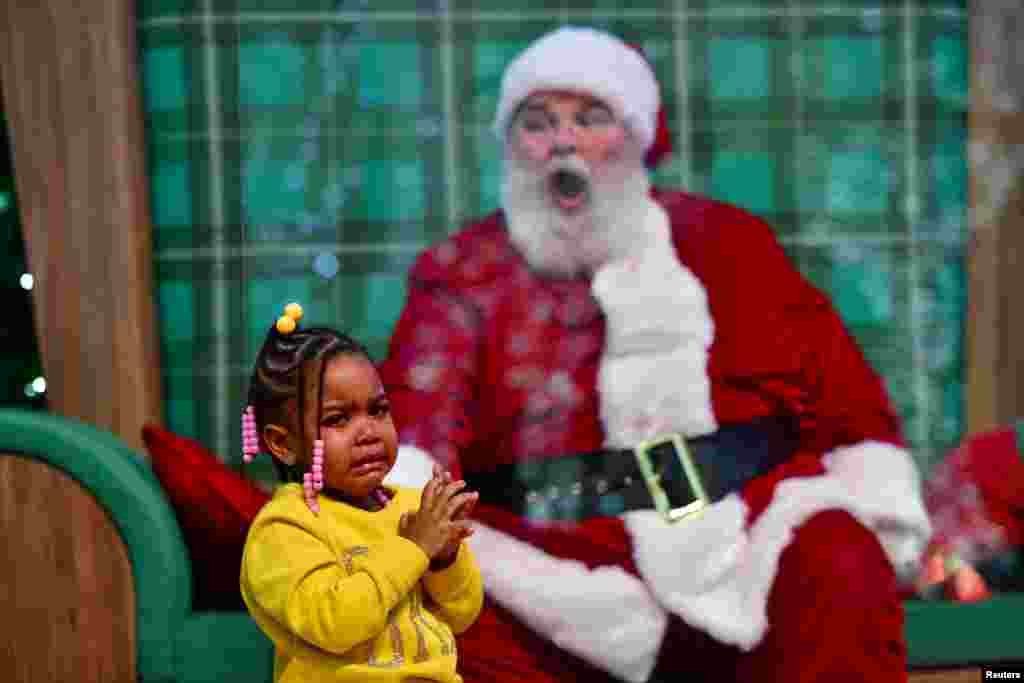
[468, 522, 668, 683]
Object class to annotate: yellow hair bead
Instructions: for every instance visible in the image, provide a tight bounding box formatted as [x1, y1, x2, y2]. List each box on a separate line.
[276, 315, 297, 335]
[284, 302, 303, 321]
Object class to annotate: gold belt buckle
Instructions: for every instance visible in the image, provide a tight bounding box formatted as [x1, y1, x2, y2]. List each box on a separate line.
[634, 433, 710, 523]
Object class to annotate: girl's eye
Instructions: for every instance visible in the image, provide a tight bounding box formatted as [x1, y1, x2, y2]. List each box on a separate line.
[371, 402, 391, 417]
[323, 413, 350, 427]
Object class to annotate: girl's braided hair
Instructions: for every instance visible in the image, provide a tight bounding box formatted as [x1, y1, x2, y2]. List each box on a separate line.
[247, 322, 370, 482]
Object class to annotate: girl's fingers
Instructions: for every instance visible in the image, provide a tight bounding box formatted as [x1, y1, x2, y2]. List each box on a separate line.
[420, 475, 439, 511]
[452, 494, 478, 521]
[445, 491, 477, 520]
[451, 521, 475, 537]
[437, 468, 452, 499]
[440, 480, 468, 510]
[452, 492, 478, 520]
[430, 478, 464, 506]
[422, 465, 453, 514]
[422, 466, 450, 511]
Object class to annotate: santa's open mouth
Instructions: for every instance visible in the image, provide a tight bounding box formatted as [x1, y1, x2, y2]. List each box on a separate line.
[549, 169, 589, 211]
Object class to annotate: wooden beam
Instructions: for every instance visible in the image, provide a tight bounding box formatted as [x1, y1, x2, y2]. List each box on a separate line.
[0, 0, 163, 451]
[965, 1, 1024, 435]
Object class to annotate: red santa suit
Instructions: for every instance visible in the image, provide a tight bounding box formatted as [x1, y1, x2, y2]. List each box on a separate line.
[380, 26, 932, 683]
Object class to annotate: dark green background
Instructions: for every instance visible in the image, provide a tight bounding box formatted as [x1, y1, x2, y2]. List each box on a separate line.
[0, 101, 46, 413]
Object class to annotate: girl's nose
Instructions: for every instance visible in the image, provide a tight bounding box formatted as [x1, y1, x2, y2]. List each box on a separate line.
[354, 419, 380, 444]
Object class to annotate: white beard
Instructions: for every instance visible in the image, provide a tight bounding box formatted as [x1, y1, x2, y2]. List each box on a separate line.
[501, 153, 653, 278]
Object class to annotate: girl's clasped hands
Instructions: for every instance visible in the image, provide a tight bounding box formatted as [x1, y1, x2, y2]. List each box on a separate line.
[400, 464, 479, 568]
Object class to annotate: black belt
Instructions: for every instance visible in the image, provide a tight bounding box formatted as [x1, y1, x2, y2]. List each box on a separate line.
[464, 416, 799, 523]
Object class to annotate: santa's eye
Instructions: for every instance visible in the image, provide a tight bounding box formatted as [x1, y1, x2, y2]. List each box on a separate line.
[519, 112, 552, 132]
[578, 106, 614, 127]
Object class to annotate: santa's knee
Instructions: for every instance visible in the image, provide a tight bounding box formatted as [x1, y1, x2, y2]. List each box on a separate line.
[771, 509, 900, 610]
[748, 510, 908, 680]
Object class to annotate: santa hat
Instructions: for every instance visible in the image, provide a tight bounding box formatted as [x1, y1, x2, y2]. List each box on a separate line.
[493, 26, 673, 168]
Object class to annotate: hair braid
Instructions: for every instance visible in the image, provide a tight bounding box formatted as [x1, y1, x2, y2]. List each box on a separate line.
[246, 323, 370, 482]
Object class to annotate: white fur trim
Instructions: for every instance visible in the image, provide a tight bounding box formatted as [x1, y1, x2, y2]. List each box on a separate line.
[493, 27, 660, 151]
[467, 522, 668, 683]
[591, 200, 717, 446]
[624, 441, 932, 650]
[383, 444, 436, 488]
[822, 440, 933, 581]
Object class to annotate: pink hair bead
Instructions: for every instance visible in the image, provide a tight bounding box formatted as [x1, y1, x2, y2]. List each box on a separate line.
[241, 406, 259, 463]
[300, 438, 326, 512]
[311, 440, 325, 492]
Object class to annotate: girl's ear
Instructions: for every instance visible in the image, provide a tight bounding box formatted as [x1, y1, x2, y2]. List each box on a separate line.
[262, 424, 298, 466]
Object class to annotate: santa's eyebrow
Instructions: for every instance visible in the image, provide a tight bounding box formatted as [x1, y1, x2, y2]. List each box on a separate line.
[517, 98, 614, 116]
[515, 101, 553, 118]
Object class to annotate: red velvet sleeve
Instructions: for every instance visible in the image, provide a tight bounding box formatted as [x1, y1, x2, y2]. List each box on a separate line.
[794, 286, 906, 454]
[378, 251, 482, 480]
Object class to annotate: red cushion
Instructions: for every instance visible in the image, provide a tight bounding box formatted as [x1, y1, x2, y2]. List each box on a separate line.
[925, 425, 1024, 556]
[957, 427, 1024, 547]
[141, 424, 271, 610]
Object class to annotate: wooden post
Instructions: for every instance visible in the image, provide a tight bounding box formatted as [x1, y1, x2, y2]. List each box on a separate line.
[0, 0, 163, 451]
[965, 0, 1024, 435]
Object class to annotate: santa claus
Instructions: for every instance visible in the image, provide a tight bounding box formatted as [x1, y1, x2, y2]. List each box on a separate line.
[381, 26, 932, 683]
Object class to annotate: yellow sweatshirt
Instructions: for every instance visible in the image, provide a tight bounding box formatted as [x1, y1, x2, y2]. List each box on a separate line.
[240, 483, 483, 683]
